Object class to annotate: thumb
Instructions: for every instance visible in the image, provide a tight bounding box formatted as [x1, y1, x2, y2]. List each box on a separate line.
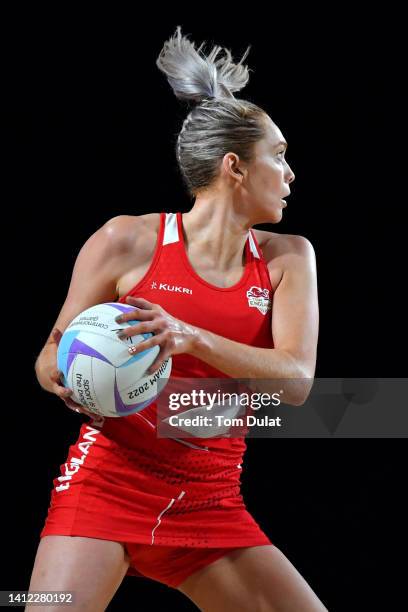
[50, 367, 64, 383]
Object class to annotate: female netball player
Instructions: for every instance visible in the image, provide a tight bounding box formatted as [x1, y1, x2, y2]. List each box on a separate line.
[29, 26, 324, 612]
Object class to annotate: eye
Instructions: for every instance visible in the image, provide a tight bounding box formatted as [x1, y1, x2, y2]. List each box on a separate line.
[277, 150, 286, 158]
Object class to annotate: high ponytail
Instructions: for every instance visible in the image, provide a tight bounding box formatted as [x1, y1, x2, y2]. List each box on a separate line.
[156, 25, 251, 104]
[156, 26, 268, 199]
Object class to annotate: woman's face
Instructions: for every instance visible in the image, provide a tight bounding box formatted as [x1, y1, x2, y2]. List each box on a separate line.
[243, 118, 295, 223]
[225, 116, 295, 224]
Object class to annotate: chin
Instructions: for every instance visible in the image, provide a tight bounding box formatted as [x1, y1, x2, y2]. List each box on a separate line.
[267, 204, 283, 221]
[257, 213, 281, 225]
[253, 201, 283, 225]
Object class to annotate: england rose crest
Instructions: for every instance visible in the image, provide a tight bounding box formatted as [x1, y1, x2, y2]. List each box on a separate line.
[246, 286, 271, 315]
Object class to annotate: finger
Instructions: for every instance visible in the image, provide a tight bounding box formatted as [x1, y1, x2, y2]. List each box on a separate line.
[115, 309, 154, 324]
[53, 382, 72, 399]
[76, 406, 99, 418]
[64, 400, 90, 415]
[125, 296, 154, 309]
[62, 394, 82, 408]
[50, 369, 64, 383]
[63, 397, 81, 410]
[52, 380, 95, 417]
[147, 353, 169, 375]
[117, 321, 157, 339]
[128, 333, 161, 354]
[63, 397, 94, 416]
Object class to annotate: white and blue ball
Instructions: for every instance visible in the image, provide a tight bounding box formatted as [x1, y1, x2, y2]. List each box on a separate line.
[57, 302, 172, 417]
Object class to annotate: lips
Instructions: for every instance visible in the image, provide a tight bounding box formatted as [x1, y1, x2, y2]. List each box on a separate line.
[280, 192, 290, 206]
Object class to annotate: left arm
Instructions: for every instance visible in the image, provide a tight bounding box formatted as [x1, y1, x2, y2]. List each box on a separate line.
[189, 235, 319, 402]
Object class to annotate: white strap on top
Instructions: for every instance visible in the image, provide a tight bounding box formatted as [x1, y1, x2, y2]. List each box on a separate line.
[163, 212, 260, 258]
[163, 212, 179, 245]
[248, 230, 260, 259]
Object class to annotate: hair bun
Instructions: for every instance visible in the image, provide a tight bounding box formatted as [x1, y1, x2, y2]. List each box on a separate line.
[156, 26, 251, 104]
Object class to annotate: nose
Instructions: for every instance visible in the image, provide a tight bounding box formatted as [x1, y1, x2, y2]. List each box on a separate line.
[286, 164, 295, 184]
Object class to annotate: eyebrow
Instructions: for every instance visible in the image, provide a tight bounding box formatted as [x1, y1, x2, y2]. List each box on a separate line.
[274, 141, 288, 150]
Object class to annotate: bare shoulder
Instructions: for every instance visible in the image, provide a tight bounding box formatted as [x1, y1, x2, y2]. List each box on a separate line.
[252, 228, 315, 290]
[103, 213, 161, 257]
[252, 228, 315, 263]
[103, 213, 160, 239]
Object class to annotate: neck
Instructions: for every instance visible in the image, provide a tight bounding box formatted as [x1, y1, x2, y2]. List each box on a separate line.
[181, 197, 252, 270]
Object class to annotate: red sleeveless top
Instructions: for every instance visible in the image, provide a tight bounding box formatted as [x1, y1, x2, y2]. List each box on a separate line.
[100, 211, 276, 456]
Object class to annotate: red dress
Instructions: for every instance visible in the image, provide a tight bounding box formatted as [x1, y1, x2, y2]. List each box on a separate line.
[40, 212, 275, 587]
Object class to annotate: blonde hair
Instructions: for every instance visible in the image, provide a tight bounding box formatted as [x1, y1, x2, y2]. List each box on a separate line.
[156, 26, 269, 199]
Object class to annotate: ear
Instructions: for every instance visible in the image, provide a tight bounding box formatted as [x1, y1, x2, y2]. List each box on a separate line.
[225, 153, 245, 179]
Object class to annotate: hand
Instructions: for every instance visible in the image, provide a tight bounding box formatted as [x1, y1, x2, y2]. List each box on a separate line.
[115, 297, 199, 374]
[37, 328, 97, 418]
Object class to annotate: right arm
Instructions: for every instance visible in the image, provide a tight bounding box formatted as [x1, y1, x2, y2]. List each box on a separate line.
[35, 215, 139, 402]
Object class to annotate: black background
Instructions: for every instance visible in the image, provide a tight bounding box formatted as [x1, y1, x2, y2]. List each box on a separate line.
[3, 9, 405, 611]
